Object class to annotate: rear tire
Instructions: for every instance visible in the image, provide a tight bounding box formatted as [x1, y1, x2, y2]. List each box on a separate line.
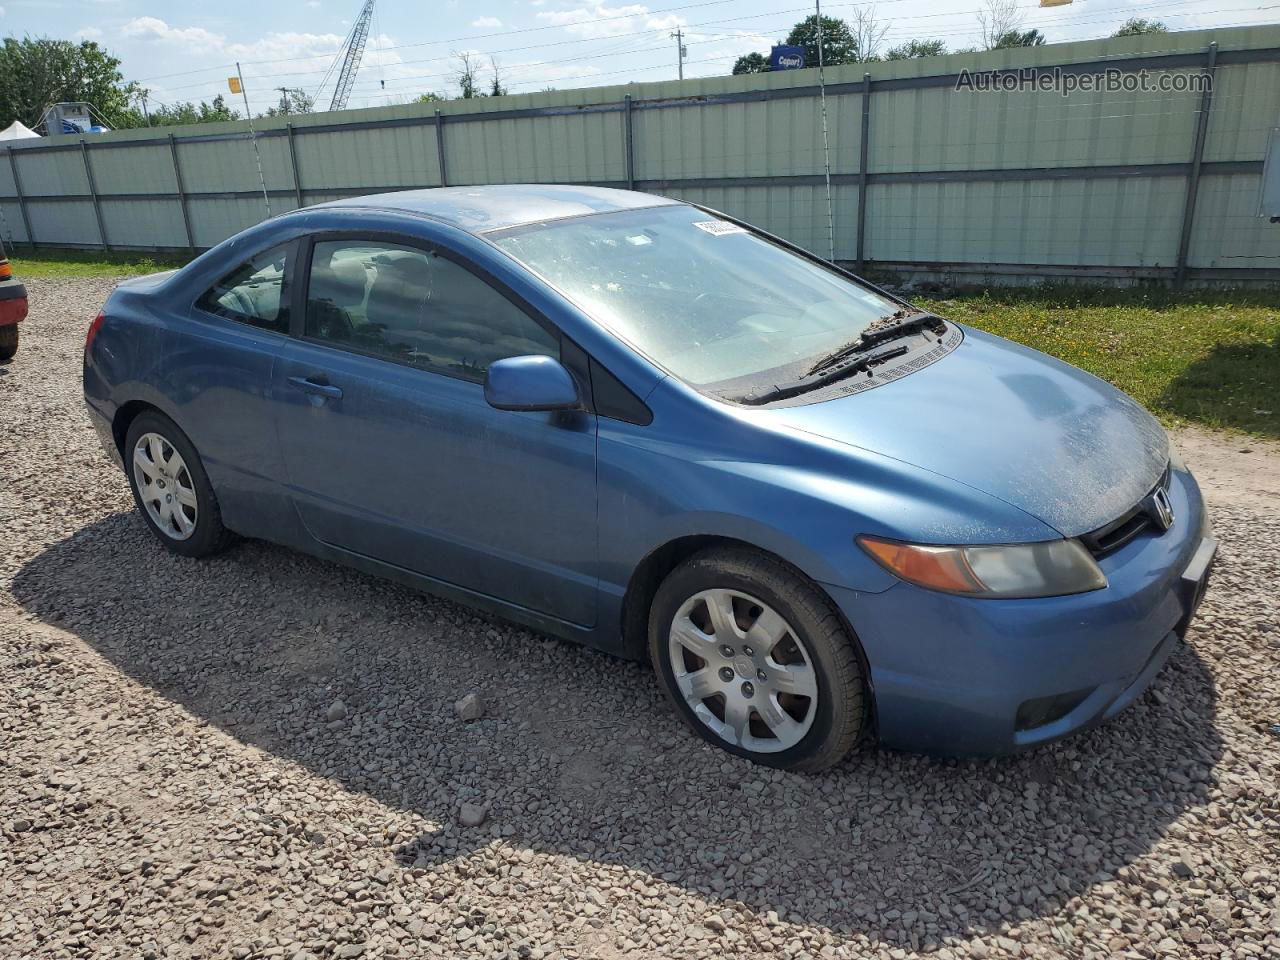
[124, 411, 235, 558]
[648, 545, 866, 772]
[0, 325, 17, 362]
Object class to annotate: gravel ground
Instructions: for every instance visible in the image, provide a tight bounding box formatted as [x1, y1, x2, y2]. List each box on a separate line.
[2, 277, 1278, 960]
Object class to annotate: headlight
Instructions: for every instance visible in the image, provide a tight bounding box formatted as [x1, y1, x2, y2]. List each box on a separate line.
[858, 536, 1107, 598]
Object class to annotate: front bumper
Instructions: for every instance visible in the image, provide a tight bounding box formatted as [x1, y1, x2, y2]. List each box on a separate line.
[829, 467, 1215, 755]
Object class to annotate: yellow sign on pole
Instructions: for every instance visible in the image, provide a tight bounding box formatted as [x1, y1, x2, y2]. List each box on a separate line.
[1040, 0, 1072, 6]
[228, 76, 243, 94]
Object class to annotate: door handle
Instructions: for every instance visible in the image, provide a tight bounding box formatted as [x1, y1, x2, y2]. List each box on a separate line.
[287, 376, 343, 400]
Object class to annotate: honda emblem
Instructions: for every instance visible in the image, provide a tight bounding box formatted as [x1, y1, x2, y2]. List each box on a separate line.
[1148, 487, 1175, 531]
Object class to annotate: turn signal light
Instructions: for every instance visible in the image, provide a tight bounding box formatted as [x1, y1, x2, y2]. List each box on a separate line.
[859, 538, 982, 593]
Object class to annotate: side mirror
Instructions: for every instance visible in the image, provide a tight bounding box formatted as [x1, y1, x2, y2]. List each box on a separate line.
[484, 355, 580, 412]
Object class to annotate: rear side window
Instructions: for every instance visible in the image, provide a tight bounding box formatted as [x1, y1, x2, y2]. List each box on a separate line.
[196, 244, 289, 334]
[304, 240, 558, 381]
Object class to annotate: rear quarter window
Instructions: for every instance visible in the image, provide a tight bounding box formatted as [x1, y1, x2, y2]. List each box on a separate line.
[196, 245, 290, 334]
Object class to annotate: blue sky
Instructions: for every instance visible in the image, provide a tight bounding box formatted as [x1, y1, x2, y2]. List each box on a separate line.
[0, 0, 1257, 112]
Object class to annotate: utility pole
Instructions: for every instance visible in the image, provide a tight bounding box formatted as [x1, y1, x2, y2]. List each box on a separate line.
[140, 95, 152, 127]
[671, 28, 686, 81]
[275, 87, 292, 115]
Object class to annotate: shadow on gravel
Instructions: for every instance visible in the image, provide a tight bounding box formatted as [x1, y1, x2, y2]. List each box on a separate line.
[1160, 332, 1280, 439]
[13, 511, 1223, 950]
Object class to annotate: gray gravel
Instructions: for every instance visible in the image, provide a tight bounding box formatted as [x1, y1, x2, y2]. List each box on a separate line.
[2, 276, 1278, 959]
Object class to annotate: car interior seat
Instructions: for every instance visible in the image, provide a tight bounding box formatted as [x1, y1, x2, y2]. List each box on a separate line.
[307, 254, 369, 340]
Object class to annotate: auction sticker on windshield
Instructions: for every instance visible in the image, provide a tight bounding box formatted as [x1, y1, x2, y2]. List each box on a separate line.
[692, 220, 747, 236]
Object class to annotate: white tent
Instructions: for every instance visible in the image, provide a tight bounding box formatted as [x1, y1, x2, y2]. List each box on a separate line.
[0, 121, 40, 141]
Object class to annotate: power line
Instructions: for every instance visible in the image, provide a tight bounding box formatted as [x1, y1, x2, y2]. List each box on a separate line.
[136, 0, 1225, 96]
[135, 1, 1265, 107]
[136, 0, 1040, 82]
[137, 0, 747, 81]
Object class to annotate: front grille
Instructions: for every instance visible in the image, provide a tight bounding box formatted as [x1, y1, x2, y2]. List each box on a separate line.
[1079, 465, 1171, 559]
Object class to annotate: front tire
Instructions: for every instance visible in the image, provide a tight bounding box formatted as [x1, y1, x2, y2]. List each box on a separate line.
[0, 325, 17, 362]
[648, 546, 867, 772]
[124, 411, 235, 558]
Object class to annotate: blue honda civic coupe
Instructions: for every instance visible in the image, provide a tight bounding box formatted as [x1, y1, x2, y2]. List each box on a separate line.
[83, 185, 1216, 770]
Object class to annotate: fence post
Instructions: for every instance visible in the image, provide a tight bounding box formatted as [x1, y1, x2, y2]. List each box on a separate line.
[1175, 42, 1218, 289]
[6, 147, 34, 248]
[624, 94, 636, 190]
[855, 72, 872, 274]
[285, 122, 304, 208]
[435, 109, 448, 187]
[168, 134, 195, 252]
[79, 138, 109, 251]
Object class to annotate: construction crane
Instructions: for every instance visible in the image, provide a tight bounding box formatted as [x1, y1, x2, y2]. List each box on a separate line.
[324, 0, 376, 112]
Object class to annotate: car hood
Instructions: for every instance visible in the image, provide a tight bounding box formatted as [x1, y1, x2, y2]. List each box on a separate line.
[756, 326, 1169, 538]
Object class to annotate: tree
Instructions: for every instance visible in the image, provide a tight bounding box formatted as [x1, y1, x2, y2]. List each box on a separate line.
[489, 56, 508, 97]
[978, 0, 1022, 50]
[264, 88, 314, 117]
[455, 51, 483, 99]
[732, 51, 771, 75]
[851, 7, 889, 63]
[412, 91, 446, 103]
[0, 36, 144, 129]
[885, 39, 947, 60]
[992, 28, 1046, 49]
[1112, 18, 1167, 37]
[786, 14, 861, 68]
[146, 95, 239, 126]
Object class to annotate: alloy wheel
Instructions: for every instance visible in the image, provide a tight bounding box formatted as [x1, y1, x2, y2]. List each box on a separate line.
[667, 588, 818, 753]
[132, 432, 198, 541]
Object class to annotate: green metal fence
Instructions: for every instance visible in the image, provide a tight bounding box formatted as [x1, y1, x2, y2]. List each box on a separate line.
[3, 25, 1279, 285]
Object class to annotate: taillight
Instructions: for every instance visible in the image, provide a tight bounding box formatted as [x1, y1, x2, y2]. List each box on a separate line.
[85, 312, 105, 359]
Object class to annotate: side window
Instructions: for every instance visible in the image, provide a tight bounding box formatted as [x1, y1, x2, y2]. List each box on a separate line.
[305, 240, 558, 380]
[196, 244, 289, 333]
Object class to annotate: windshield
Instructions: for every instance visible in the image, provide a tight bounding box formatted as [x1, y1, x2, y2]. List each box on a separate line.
[490, 205, 901, 389]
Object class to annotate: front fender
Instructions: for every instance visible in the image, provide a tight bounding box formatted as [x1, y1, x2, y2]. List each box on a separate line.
[596, 393, 1060, 600]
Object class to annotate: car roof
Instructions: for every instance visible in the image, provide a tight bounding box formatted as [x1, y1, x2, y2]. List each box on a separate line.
[308, 184, 683, 235]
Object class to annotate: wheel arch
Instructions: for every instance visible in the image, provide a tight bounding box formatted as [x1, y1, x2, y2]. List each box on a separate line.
[111, 399, 167, 461]
[619, 535, 877, 728]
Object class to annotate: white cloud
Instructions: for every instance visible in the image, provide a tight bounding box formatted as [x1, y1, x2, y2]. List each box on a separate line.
[123, 18, 345, 68]
[121, 16, 224, 48]
[536, 4, 650, 39]
[645, 13, 684, 30]
[471, 16, 503, 28]
[225, 30, 344, 62]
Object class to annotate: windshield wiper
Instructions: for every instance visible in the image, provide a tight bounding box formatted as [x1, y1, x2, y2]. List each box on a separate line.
[807, 310, 945, 376]
[736, 342, 910, 406]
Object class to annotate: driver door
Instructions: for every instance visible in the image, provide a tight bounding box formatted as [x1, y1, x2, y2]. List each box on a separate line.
[270, 235, 599, 627]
